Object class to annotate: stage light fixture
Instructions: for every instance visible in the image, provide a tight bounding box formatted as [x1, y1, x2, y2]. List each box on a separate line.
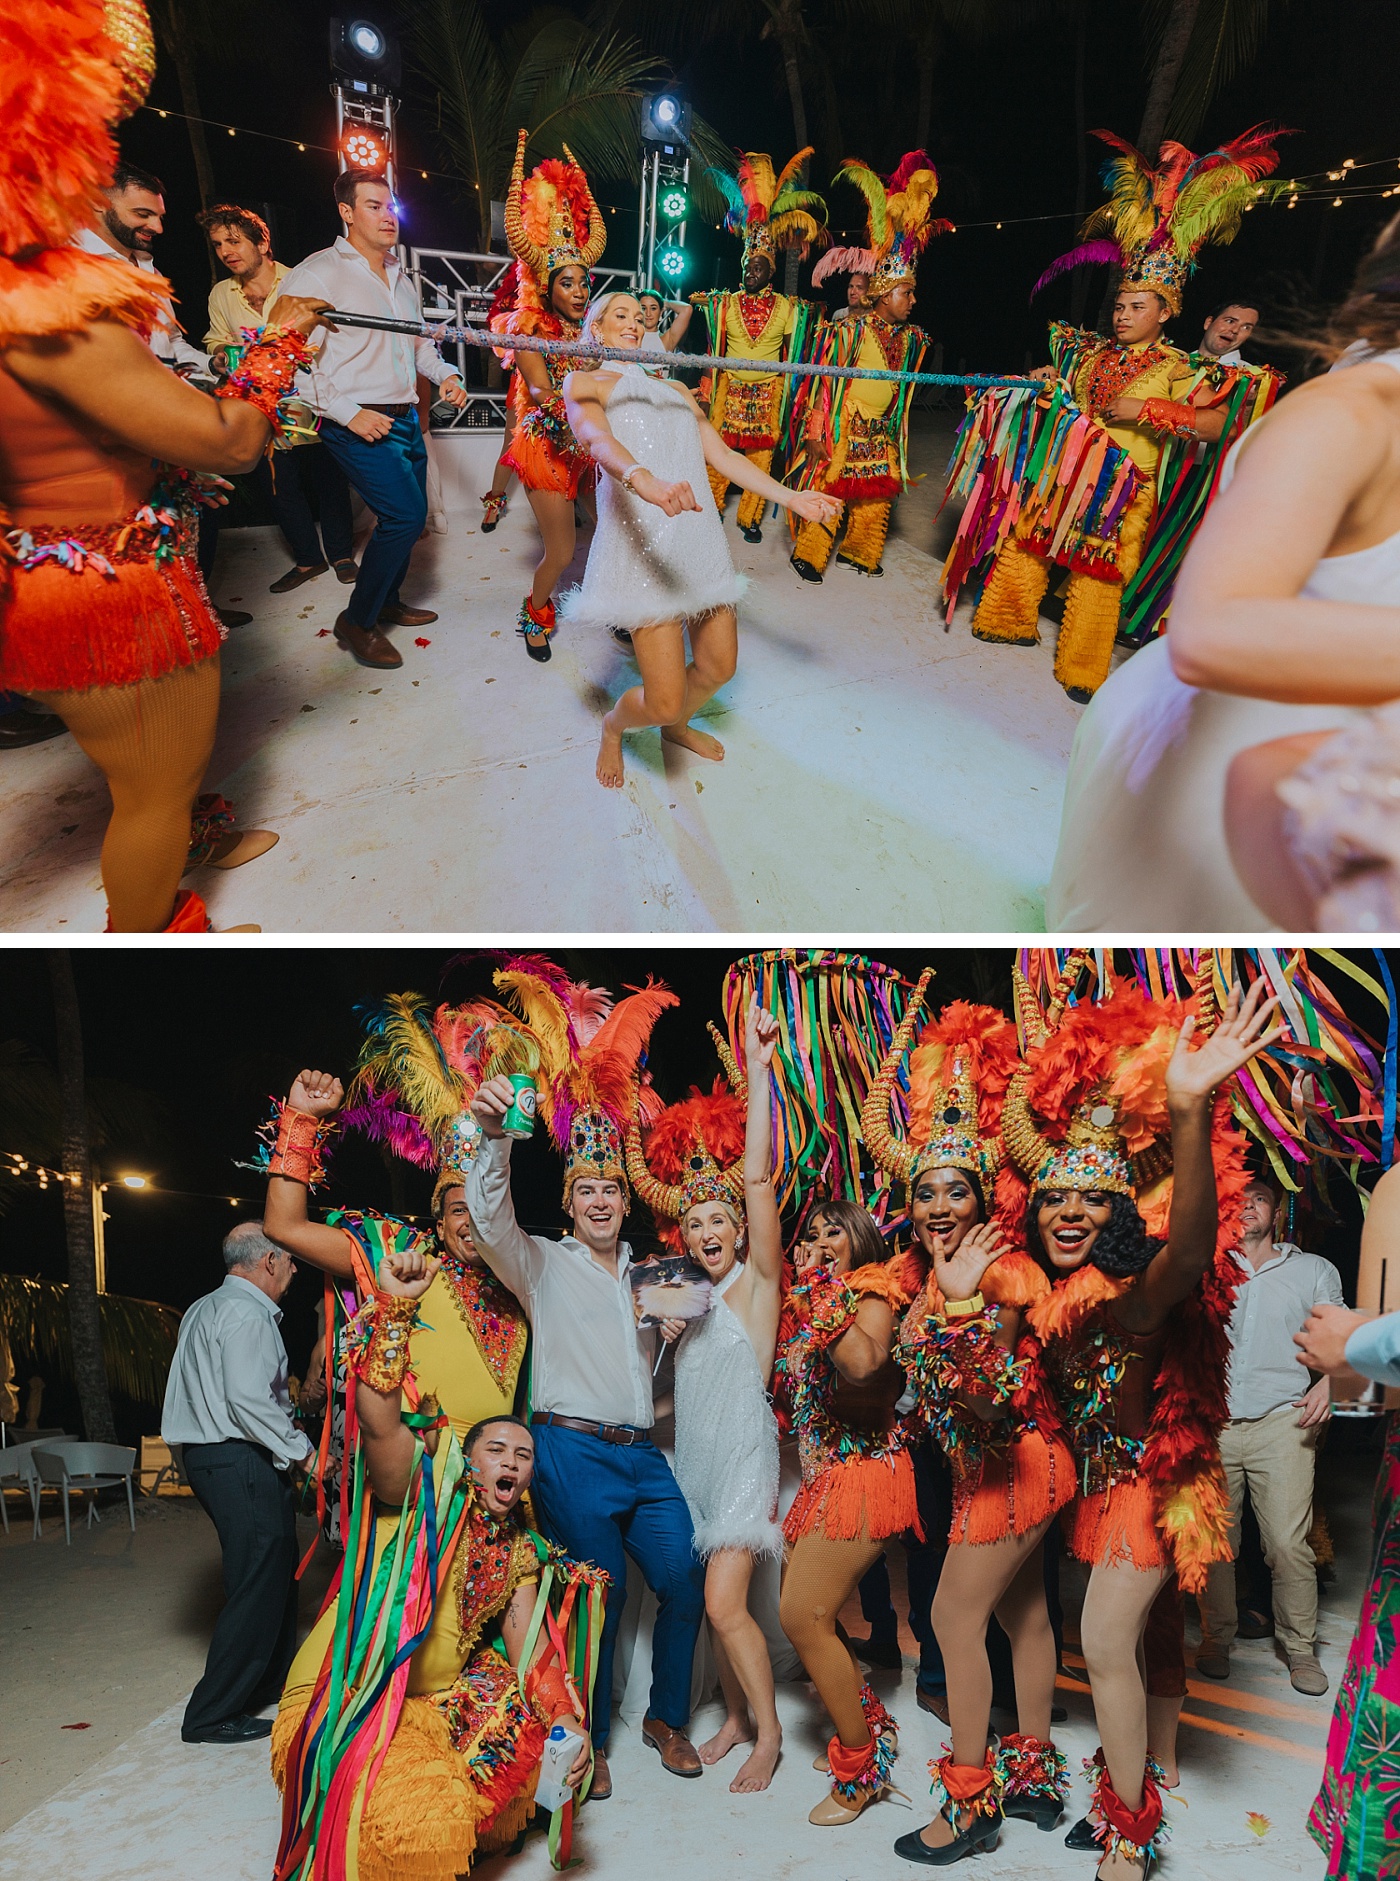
[659, 184, 689, 221]
[657, 246, 686, 280]
[640, 92, 692, 147]
[341, 127, 388, 170]
[329, 15, 401, 89]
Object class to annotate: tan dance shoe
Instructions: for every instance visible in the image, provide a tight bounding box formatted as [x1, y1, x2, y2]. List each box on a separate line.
[809, 1781, 883, 1825]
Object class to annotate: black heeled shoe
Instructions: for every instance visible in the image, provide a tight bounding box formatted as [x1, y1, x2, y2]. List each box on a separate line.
[1064, 1814, 1097, 1849]
[1003, 1790, 1065, 1831]
[893, 1806, 1002, 1865]
[739, 522, 762, 543]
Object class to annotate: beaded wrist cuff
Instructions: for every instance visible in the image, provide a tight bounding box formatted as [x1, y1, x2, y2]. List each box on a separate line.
[1138, 396, 1198, 440]
[215, 328, 313, 434]
[527, 1660, 582, 1725]
[346, 1292, 421, 1392]
[268, 1103, 332, 1188]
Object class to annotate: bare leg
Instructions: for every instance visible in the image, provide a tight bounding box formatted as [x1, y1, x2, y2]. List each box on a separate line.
[699, 1630, 754, 1764]
[917, 1521, 1053, 1848]
[487, 413, 518, 501]
[1145, 1694, 1183, 1788]
[779, 1530, 885, 1747]
[1079, 1557, 1171, 1878]
[1224, 732, 1331, 926]
[702, 1549, 782, 1791]
[596, 619, 688, 788]
[660, 605, 738, 763]
[525, 488, 577, 613]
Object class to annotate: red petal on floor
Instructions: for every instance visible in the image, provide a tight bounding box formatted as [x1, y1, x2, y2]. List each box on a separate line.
[414, 637, 431, 648]
[316, 629, 330, 637]
[61, 1723, 91, 1731]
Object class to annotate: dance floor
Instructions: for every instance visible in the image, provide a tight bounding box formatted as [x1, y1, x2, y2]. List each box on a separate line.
[0, 413, 1090, 934]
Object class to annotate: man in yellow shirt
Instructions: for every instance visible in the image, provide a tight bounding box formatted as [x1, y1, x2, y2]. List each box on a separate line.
[692, 149, 826, 542]
[198, 203, 357, 595]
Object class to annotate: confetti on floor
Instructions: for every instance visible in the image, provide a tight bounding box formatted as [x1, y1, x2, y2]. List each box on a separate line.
[1246, 1812, 1271, 1837]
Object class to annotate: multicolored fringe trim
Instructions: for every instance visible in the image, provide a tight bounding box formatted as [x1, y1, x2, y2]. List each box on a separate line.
[901, 1305, 1026, 1480]
[186, 792, 237, 868]
[215, 327, 313, 437]
[827, 1684, 898, 1801]
[1085, 1751, 1168, 1865]
[930, 1746, 1000, 1818]
[239, 1098, 337, 1190]
[996, 1733, 1070, 1804]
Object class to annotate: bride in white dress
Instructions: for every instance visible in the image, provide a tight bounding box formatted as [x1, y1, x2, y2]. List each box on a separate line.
[1045, 214, 1400, 929]
[562, 292, 841, 788]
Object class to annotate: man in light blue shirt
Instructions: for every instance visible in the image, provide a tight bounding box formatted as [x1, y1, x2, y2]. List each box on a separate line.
[162, 1222, 313, 1743]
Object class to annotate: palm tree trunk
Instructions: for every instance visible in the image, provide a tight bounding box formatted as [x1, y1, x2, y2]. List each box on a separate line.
[915, 33, 935, 153]
[1068, 0, 1091, 328]
[47, 952, 116, 1444]
[776, 12, 809, 297]
[151, 0, 218, 213]
[1136, 0, 1203, 159]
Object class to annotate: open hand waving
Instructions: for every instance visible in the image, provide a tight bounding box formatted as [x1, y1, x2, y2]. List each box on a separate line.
[932, 1218, 1008, 1307]
[1165, 978, 1284, 1109]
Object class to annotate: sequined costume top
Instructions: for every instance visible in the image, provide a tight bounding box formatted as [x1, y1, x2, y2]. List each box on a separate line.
[673, 1266, 782, 1559]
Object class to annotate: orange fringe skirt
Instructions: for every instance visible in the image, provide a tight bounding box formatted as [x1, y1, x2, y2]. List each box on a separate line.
[0, 553, 222, 693]
[1064, 1474, 1168, 1574]
[783, 1450, 921, 1546]
[949, 1428, 1077, 1548]
[272, 1681, 538, 1881]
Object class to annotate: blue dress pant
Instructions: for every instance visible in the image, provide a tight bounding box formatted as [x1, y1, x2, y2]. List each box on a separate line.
[530, 1424, 705, 1748]
[317, 413, 428, 627]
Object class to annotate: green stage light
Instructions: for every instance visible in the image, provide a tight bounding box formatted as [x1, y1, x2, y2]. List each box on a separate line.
[656, 247, 686, 279]
[659, 185, 689, 221]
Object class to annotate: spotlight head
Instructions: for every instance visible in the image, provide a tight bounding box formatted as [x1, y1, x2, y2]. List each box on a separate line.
[657, 246, 686, 280]
[340, 126, 389, 171]
[640, 92, 692, 147]
[329, 15, 401, 89]
[659, 184, 689, 222]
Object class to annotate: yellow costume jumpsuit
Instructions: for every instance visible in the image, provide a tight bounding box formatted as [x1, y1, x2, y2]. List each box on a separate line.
[972, 339, 1197, 693]
[700, 290, 801, 530]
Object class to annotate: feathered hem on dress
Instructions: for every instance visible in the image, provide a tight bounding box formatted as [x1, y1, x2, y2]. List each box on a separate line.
[557, 571, 748, 635]
[691, 1512, 785, 1561]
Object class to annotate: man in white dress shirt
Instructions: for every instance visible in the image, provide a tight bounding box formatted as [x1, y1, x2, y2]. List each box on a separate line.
[1200, 297, 1261, 368]
[162, 1222, 314, 1743]
[464, 1077, 706, 1800]
[1196, 1177, 1344, 1695]
[279, 170, 467, 671]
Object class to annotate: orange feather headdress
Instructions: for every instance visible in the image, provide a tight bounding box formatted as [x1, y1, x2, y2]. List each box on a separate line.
[628, 1023, 749, 1248]
[502, 127, 606, 319]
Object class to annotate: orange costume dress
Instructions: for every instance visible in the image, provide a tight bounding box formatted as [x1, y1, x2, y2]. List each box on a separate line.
[864, 979, 1076, 1825]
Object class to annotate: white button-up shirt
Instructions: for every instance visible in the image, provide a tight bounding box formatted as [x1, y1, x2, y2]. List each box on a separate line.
[161, 1274, 314, 1470]
[71, 224, 210, 375]
[1224, 1241, 1346, 1420]
[464, 1134, 658, 1427]
[277, 236, 454, 427]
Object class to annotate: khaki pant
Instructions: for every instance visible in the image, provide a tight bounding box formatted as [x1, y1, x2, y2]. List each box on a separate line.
[1197, 1402, 1321, 1658]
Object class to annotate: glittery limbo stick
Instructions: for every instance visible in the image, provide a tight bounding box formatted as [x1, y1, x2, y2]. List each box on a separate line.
[309, 309, 1041, 389]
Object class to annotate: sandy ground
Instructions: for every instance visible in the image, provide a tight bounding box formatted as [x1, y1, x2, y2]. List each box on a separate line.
[0, 1425, 1379, 1878]
[0, 409, 1094, 934]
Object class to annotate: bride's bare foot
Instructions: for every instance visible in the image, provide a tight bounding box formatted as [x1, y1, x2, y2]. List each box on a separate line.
[698, 1714, 753, 1766]
[596, 712, 625, 788]
[662, 720, 725, 762]
[730, 1732, 781, 1793]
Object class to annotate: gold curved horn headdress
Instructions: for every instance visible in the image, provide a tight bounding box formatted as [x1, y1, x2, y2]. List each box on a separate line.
[562, 142, 607, 267]
[504, 130, 548, 285]
[859, 967, 935, 1184]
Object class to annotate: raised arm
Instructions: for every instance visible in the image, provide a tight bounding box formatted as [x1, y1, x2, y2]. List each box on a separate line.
[830, 1293, 897, 1385]
[742, 1005, 783, 1290]
[661, 301, 693, 350]
[467, 1079, 550, 1301]
[3, 299, 331, 476]
[263, 1071, 360, 1278]
[1125, 979, 1283, 1330]
[354, 1250, 441, 1506]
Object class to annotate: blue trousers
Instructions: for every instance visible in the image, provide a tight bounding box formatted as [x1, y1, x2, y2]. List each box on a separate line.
[318, 413, 428, 628]
[530, 1424, 705, 1748]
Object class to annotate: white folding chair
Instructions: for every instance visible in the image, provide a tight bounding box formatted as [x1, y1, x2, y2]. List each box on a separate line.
[0, 1437, 71, 1537]
[33, 1443, 137, 1545]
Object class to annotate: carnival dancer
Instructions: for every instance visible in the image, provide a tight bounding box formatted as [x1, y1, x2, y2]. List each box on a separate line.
[775, 1192, 924, 1823]
[691, 150, 827, 542]
[1005, 963, 1281, 1878]
[859, 977, 1076, 1864]
[492, 129, 606, 663]
[626, 1006, 786, 1792]
[0, 0, 330, 932]
[259, 992, 534, 1441]
[960, 126, 1286, 699]
[272, 1245, 602, 1881]
[788, 151, 948, 582]
[465, 958, 705, 1802]
[562, 291, 841, 787]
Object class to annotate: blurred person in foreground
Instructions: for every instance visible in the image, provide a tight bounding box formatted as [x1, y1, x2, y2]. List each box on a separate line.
[0, 0, 329, 930]
[199, 202, 357, 596]
[161, 1222, 314, 1744]
[1294, 1161, 1400, 1881]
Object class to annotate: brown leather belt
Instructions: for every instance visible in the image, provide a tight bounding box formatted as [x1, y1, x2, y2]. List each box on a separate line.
[361, 402, 413, 417]
[532, 1411, 652, 1446]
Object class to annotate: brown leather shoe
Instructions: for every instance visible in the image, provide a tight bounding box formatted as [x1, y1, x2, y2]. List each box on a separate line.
[376, 602, 438, 627]
[641, 1714, 702, 1777]
[332, 557, 360, 584]
[269, 561, 328, 593]
[588, 1744, 611, 1800]
[916, 1689, 950, 1724]
[334, 612, 403, 670]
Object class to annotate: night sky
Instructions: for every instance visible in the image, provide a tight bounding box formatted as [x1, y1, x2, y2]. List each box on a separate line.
[120, 0, 1398, 381]
[0, 946, 1389, 1440]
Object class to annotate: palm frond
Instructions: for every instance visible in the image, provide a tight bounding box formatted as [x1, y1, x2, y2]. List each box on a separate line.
[0, 1273, 180, 1408]
[1142, 0, 1279, 146]
[401, 0, 507, 211]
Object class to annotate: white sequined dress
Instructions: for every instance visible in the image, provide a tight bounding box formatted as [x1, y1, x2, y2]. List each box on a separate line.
[673, 1267, 782, 1560]
[558, 362, 745, 634]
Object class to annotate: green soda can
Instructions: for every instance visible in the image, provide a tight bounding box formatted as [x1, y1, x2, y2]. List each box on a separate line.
[502, 1073, 538, 1139]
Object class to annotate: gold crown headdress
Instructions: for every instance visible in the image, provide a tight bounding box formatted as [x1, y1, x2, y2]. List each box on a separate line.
[812, 149, 952, 300]
[491, 955, 677, 1205]
[707, 148, 830, 272]
[1032, 124, 1289, 318]
[627, 1025, 748, 1241]
[862, 969, 1020, 1191]
[504, 128, 607, 304]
